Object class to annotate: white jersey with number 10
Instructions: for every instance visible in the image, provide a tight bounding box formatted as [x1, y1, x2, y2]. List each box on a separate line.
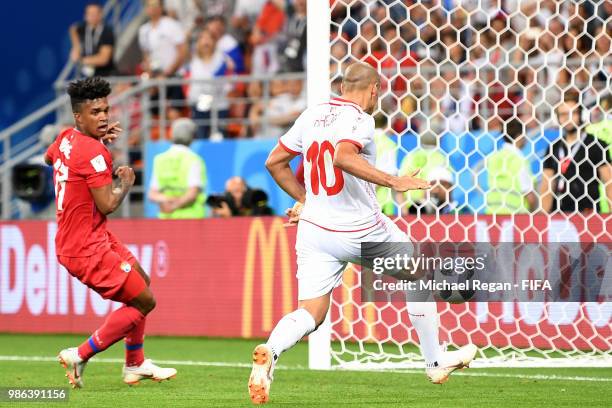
[279, 97, 382, 232]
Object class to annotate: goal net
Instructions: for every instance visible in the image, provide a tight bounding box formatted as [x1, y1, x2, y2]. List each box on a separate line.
[315, 0, 612, 368]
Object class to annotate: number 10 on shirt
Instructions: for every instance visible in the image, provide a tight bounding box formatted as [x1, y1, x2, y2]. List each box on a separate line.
[305, 141, 344, 196]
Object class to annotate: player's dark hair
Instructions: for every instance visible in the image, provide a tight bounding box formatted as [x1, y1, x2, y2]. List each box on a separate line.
[67, 77, 111, 112]
[503, 118, 524, 143]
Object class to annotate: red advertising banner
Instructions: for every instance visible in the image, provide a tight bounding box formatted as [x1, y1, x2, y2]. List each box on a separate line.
[0, 216, 610, 351]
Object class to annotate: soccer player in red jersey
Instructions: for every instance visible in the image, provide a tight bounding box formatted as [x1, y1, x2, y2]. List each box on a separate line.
[45, 77, 176, 388]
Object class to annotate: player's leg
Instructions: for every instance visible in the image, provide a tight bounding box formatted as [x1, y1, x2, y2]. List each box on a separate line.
[76, 265, 154, 361]
[104, 233, 151, 371]
[58, 286, 151, 388]
[266, 291, 330, 361]
[248, 221, 345, 404]
[367, 217, 476, 382]
[121, 260, 176, 385]
[57, 251, 151, 388]
[249, 291, 332, 405]
[124, 261, 149, 368]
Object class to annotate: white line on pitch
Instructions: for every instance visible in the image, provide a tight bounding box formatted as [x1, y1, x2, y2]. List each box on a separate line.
[0, 355, 611, 383]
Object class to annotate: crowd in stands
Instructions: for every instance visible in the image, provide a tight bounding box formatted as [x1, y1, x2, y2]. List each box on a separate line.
[331, 0, 611, 135]
[133, 0, 308, 140]
[60, 0, 611, 218]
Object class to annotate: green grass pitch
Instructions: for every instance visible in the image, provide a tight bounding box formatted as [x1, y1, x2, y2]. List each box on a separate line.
[0, 333, 610, 407]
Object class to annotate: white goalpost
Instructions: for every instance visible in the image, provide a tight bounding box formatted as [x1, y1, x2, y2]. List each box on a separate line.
[306, 0, 332, 370]
[306, 0, 612, 369]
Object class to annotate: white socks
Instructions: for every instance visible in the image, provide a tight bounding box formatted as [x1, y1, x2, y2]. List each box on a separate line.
[406, 301, 443, 367]
[267, 304, 441, 367]
[266, 308, 316, 360]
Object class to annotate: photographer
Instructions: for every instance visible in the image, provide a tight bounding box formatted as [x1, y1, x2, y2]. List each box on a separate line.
[208, 176, 273, 217]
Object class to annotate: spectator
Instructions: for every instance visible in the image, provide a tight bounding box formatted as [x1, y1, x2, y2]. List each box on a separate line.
[209, 176, 273, 217]
[330, 39, 348, 79]
[165, 0, 202, 34]
[231, 0, 267, 43]
[148, 118, 207, 219]
[188, 30, 233, 139]
[587, 22, 611, 94]
[586, 117, 612, 213]
[540, 93, 612, 213]
[69, 2, 115, 77]
[249, 78, 306, 138]
[439, 63, 472, 135]
[250, 0, 286, 74]
[138, 0, 188, 119]
[206, 15, 245, 73]
[279, 0, 307, 72]
[485, 118, 537, 214]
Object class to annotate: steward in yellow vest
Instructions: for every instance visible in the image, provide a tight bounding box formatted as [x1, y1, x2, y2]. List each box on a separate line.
[485, 119, 536, 214]
[148, 118, 207, 219]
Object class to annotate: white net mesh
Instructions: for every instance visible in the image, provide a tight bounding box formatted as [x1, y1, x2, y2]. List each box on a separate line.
[327, 0, 611, 368]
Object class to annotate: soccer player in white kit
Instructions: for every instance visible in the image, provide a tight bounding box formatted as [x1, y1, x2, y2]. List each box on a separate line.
[248, 63, 477, 404]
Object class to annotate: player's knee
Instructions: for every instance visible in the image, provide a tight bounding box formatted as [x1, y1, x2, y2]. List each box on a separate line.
[131, 290, 156, 315]
[301, 305, 327, 328]
[312, 309, 328, 328]
[143, 294, 156, 314]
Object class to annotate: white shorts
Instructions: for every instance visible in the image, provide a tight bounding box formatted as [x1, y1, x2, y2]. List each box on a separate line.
[295, 217, 411, 300]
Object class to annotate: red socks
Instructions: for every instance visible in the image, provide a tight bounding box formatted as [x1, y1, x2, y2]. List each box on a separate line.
[77, 306, 145, 361]
[124, 318, 146, 367]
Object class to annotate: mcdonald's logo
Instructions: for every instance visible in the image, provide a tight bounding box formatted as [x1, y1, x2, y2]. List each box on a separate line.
[241, 218, 294, 338]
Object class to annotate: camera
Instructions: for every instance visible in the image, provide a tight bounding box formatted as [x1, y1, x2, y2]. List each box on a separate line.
[206, 194, 227, 208]
[12, 163, 54, 203]
[206, 189, 273, 216]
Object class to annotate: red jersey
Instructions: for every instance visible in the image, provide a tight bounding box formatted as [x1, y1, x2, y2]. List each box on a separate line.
[46, 128, 113, 257]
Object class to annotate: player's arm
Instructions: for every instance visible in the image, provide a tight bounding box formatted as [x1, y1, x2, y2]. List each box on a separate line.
[90, 166, 135, 214]
[333, 142, 431, 192]
[265, 144, 306, 203]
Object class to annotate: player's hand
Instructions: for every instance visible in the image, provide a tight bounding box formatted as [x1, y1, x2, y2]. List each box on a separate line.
[391, 170, 432, 192]
[284, 201, 304, 227]
[115, 166, 135, 187]
[101, 122, 122, 144]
